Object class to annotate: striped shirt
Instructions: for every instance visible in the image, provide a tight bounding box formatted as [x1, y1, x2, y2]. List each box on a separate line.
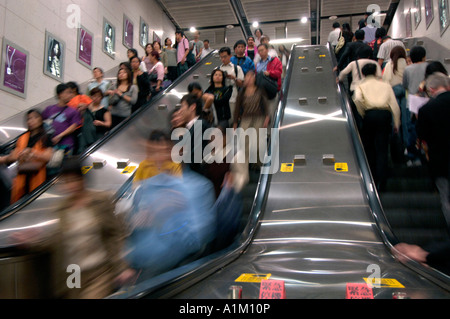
[377, 39, 405, 63]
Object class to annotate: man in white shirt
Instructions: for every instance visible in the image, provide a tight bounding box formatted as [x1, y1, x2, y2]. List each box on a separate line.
[254, 36, 278, 64]
[201, 39, 213, 59]
[328, 22, 341, 48]
[219, 47, 244, 125]
[190, 31, 204, 62]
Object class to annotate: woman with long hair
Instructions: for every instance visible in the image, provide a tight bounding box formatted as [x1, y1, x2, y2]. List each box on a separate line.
[142, 43, 154, 71]
[0, 109, 54, 203]
[164, 37, 178, 83]
[106, 67, 138, 128]
[205, 68, 233, 128]
[382, 46, 408, 160]
[233, 70, 270, 170]
[130, 56, 150, 112]
[152, 41, 168, 73]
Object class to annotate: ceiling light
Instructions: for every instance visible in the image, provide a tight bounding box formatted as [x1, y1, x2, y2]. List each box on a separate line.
[301, 17, 308, 24]
[329, 15, 338, 20]
[190, 27, 197, 33]
[253, 21, 259, 28]
[270, 38, 304, 44]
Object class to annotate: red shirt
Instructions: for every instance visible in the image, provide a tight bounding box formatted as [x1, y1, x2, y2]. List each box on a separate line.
[266, 57, 283, 91]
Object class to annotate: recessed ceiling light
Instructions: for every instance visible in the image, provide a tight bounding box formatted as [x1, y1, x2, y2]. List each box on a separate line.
[329, 15, 338, 20]
[190, 27, 197, 32]
[253, 21, 259, 28]
[226, 24, 234, 29]
[301, 17, 308, 23]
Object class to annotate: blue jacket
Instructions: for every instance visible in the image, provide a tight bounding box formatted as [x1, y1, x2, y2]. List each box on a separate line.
[231, 55, 255, 75]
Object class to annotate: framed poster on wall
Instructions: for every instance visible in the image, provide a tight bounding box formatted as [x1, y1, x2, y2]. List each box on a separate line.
[123, 15, 134, 49]
[103, 18, 116, 59]
[439, 0, 450, 35]
[77, 26, 93, 69]
[44, 31, 65, 82]
[0, 38, 29, 99]
[413, 0, 422, 29]
[140, 17, 149, 48]
[425, 0, 434, 29]
[406, 8, 413, 37]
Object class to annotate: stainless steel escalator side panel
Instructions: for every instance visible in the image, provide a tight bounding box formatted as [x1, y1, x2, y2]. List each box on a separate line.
[163, 45, 450, 299]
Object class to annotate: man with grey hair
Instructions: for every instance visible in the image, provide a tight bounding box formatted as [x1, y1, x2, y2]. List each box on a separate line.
[417, 72, 450, 231]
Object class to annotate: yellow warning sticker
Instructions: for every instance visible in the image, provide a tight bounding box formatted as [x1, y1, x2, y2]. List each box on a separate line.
[81, 166, 93, 175]
[363, 278, 405, 289]
[281, 163, 294, 173]
[298, 56, 305, 59]
[121, 166, 137, 175]
[235, 273, 272, 283]
[319, 54, 326, 58]
[335, 163, 349, 172]
[205, 62, 212, 65]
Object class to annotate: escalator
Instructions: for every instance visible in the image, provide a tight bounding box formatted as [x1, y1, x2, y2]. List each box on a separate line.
[0, 51, 223, 298]
[110, 44, 450, 299]
[378, 36, 450, 248]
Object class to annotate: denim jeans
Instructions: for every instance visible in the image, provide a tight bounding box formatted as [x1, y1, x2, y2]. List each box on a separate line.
[177, 62, 188, 77]
[392, 85, 408, 149]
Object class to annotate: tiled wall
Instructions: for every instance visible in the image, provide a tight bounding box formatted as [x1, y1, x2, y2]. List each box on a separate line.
[0, 0, 176, 121]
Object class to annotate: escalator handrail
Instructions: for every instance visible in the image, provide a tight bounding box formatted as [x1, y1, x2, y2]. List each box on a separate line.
[108, 44, 296, 299]
[0, 50, 219, 222]
[330, 43, 450, 291]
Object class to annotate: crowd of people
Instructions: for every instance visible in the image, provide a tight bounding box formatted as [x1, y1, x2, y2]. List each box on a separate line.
[0, 26, 288, 207]
[331, 18, 450, 268]
[0, 27, 290, 298]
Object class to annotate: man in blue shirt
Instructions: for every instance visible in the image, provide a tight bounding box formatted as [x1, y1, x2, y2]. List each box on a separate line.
[231, 40, 255, 75]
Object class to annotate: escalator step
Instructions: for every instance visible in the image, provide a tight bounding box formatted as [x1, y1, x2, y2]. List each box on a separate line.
[379, 192, 441, 209]
[383, 208, 447, 228]
[385, 178, 435, 192]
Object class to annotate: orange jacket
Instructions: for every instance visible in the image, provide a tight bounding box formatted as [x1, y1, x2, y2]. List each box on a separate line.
[11, 132, 49, 203]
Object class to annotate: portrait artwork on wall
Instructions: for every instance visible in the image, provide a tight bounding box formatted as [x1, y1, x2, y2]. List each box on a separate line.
[425, 0, 434, 29]
[140, 17, 149, 48]
[123, 15, 134, 49]
[77, 25, 94, 69]
[439, 0, 450, 35]
[413, 0, 422, 29]
[406, 8, 413, 38]
[44, 31, 65, 83]
[103, 18, 116, 59]
[0, 38, 29, 99]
